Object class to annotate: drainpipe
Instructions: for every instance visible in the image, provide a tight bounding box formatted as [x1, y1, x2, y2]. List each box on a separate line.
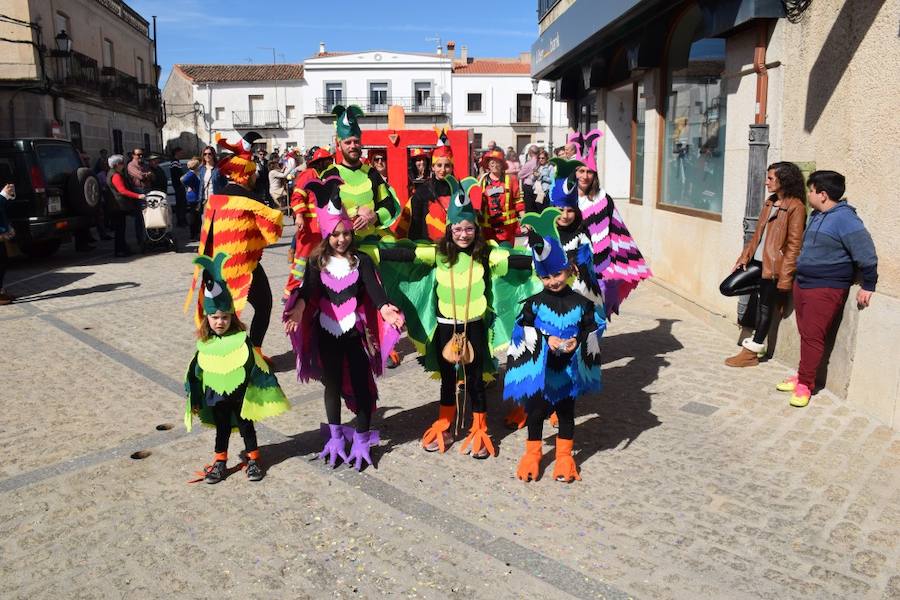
[738, 21, 772, 322]
[743, 22, 771, 244]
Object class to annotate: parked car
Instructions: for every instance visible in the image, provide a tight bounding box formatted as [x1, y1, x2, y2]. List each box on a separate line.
[0, 138, 100, 257]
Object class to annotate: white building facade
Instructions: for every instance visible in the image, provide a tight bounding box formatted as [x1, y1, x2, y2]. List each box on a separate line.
[162, 64, 305, 155]
[300, 49, 452, 149]
[450, 59, 567, 154]
[162, 46, 569, 159]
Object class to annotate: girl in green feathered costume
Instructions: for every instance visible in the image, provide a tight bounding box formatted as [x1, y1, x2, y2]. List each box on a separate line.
[377, 176, 539, 460]
[184, 252, 290, 484]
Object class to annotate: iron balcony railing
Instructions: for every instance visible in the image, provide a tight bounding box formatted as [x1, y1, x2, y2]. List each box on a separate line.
[232, 109, 285, 129]
[314, 96, 448, 115]
[510, 107, 544, 125]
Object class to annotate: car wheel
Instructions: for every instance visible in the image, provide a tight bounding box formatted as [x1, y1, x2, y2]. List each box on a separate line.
[68, 168, 101, 216]
[18, 238, 62, 258]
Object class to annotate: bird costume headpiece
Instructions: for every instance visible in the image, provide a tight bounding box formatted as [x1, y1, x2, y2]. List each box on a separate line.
[521, 208, 569, 278]
[303, 174, 352, 237]
[332, 104, 364, 140]
[446, 175, 481, 225]
[548, 157, 584, 210]
[193, 252, 234, 315]
[566, 129, 603, 172]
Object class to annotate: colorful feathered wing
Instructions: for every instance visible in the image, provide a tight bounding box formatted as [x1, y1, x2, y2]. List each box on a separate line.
[186, 194, 284, 326]
[184, 331, 290, 431]
[578, 191, 651, 316]
[282, 269, 400, 414]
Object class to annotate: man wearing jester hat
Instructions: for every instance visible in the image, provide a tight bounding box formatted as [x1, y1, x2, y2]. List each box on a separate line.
[186, 132, 284, 357]
[321, 105, 401, 241]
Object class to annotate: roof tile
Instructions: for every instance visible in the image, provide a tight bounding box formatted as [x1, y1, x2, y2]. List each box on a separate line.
[175, 64, 304, 82]
[452, 60, 531, 75]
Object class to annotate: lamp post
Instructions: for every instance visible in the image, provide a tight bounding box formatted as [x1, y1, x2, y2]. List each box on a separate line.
[54, 30, 72, 54]
[531, 78, 556, 152]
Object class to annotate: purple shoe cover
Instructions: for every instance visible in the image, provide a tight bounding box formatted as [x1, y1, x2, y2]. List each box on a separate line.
[348, 429, 380, 471]
[318, 423, 349, 467]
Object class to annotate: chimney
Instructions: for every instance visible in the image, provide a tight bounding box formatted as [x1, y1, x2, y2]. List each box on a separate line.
[318, 41, 326, 55]
[460, 45, 469, 63]
[519, 51, 530, 63]
[436, 43, 442, 55]
[446, 41, 456, 58]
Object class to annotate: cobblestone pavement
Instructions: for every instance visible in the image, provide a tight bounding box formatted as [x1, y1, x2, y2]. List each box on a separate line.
[2, 230, 898, 599]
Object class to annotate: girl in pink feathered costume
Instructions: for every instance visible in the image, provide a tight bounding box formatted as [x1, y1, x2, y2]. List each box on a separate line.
[283, 174, 404, 470]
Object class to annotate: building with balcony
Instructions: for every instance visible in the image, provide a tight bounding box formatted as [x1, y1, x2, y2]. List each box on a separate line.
[0, 0, 163, 159]
[162, 63, 304, 156]
[450, 52, 567, 154]
[300, 47, 452, 149]
[531, 0, 899, 426]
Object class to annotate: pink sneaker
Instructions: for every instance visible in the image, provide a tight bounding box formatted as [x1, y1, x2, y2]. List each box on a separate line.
[776, 375, 798, 392]
[789, 383, 811, 407]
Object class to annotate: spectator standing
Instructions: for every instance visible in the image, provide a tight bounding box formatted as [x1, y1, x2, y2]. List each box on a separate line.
[126, 148, 151, 246]
[518, 145, 540, 212]
[505, 147, 521, 178]
[180, 157, 202, 241]
[107, 154, 146, 257]
[0, 183, 16, 305]
[267, 159, 289, 211]
[534, 149, 553, 206]
[93, 149, 109, 174]
[127, 148, 151, 191]
[170, 147, 187, 227]
[147, 153, 168, 193]
[199, 146, 225, 209]
[776, 170, 878, 408]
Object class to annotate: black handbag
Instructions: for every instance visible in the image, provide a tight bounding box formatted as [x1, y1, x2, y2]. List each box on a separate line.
[719, 262, 762, 297]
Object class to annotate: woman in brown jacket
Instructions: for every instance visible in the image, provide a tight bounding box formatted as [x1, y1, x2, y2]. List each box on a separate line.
[724, 161, 806, 367]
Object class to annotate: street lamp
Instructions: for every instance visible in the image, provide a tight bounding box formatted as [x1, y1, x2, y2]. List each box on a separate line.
[531, 78, 557, 152]
[54, 30, 72, 55]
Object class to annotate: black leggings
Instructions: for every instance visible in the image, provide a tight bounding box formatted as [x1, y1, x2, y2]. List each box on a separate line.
[526, 396, 575, 441]
[212, 396, 258, 454]
[436, 319, 486, 413]
[319, 328, 375, 432]
[752, 279, 779, 345]
[246, 264, 272, 348]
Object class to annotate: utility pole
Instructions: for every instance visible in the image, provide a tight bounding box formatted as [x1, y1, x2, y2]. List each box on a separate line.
[259, 47, 279, 127]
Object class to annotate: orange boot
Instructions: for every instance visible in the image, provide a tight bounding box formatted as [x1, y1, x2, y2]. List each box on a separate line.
[552, 438, 581, 482]
[516, 440, 543, 482]
[504, 405, 527, 430]
[459, 412, 495, 459]
[549, 412, 559, 428]
[421, 405, 455, 453]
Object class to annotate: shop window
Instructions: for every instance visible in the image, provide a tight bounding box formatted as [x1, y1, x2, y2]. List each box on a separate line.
[660, 5, 727, 215]
[467, 93, 482, 112]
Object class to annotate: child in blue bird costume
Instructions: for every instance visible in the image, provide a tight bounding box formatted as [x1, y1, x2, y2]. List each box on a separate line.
[503, 209, 606, 483]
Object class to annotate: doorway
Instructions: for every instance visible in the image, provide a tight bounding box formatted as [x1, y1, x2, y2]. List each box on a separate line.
[603, 84, 633, 199]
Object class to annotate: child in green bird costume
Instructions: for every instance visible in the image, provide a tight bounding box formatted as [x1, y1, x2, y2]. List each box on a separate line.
[184, 252, 290, 484]
[377, 176, 540, 459]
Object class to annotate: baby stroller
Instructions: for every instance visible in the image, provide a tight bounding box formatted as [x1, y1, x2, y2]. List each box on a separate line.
[142, 190, 178, 252]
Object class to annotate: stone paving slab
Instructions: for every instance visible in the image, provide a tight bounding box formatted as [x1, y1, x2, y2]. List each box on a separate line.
[1, 230, 898, 599]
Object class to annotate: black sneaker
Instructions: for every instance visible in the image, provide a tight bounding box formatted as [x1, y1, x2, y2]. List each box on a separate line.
[246, 459, 263, 481]
[204, 460, 227, 484]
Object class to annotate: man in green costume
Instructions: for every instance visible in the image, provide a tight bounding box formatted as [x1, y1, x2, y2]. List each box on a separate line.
[323, 105, 401, 241]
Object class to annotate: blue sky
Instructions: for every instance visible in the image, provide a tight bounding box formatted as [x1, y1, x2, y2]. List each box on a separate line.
[126, 0, 538, 87]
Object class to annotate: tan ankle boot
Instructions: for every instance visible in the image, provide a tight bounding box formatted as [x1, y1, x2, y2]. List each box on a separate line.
[725, 347, 759, 367]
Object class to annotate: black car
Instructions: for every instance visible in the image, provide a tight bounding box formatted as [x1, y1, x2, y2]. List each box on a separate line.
[0, 138, 100, 257]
